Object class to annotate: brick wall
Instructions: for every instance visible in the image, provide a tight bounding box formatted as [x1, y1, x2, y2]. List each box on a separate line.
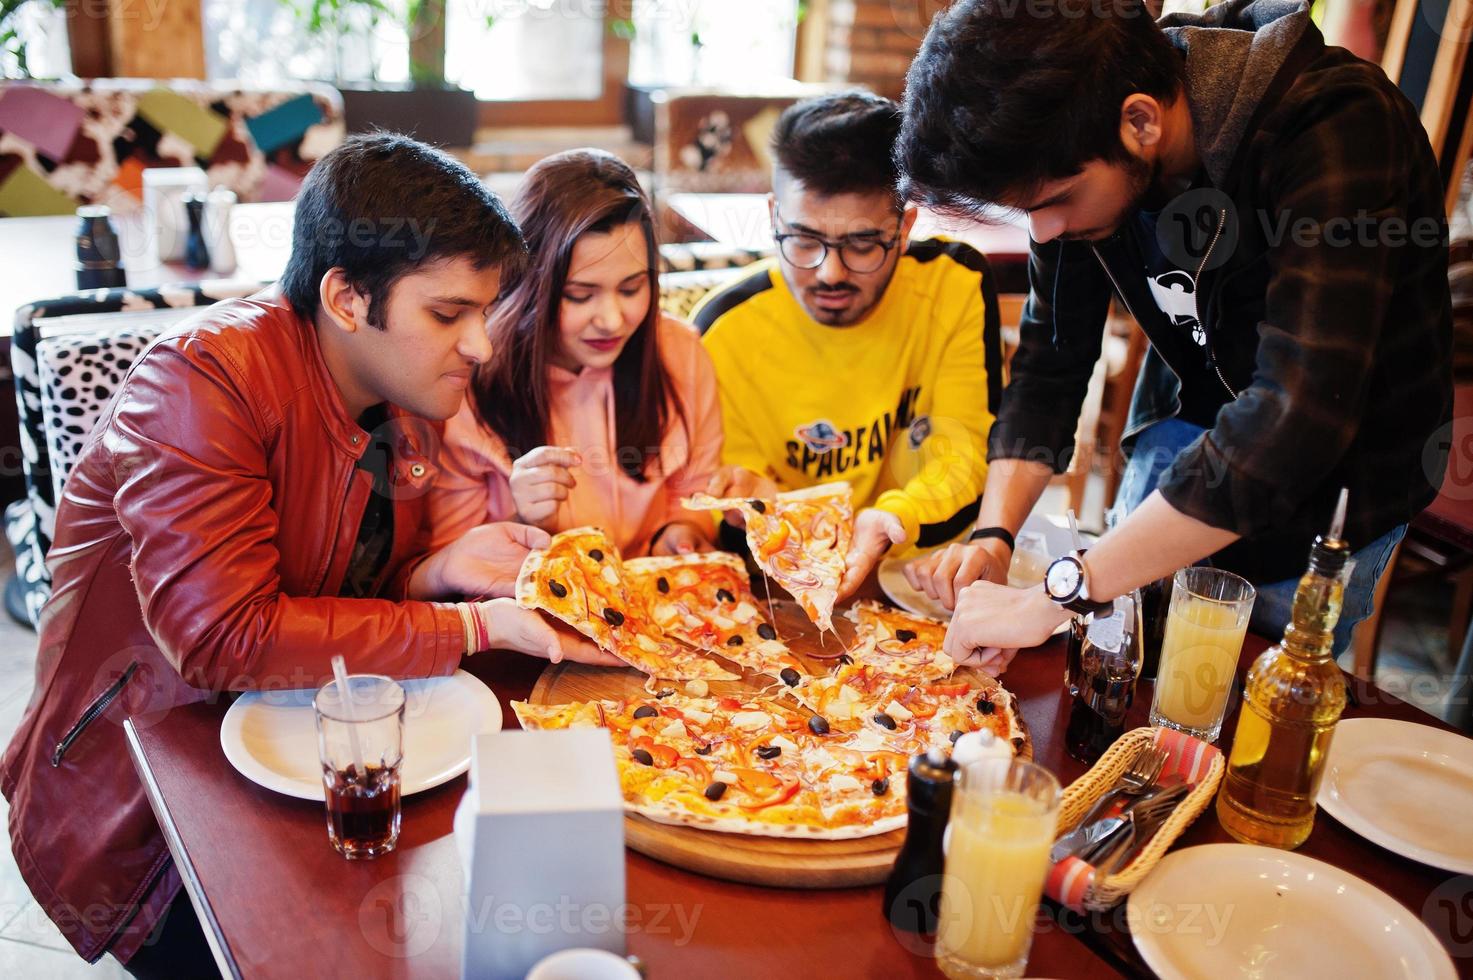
[826, 0, 948, 99]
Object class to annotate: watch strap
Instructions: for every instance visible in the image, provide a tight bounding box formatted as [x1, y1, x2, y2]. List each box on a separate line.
[968, 526, 1015, 552]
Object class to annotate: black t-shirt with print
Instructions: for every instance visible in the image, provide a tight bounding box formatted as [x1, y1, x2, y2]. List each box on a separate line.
[340, 404, 396, 599]
[1130, 205, 1233, 429]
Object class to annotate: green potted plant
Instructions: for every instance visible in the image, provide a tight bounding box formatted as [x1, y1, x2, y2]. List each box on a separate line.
[2, 0, 63, 78]
[281, 0, 481, 147]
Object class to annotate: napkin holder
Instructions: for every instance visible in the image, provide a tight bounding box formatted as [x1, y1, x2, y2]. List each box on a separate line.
[142, 167, 207, 264]
[455, 729, 626, 980]
[1046, 727, 1223, 912]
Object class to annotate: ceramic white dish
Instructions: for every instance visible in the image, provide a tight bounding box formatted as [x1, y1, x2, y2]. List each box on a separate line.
[220, 670, 502, 801]
[1128, 844, 1456, 980]
[1317, 716, 1473, 874]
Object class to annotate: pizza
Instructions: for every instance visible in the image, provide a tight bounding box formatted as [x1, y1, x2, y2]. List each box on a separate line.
[511, 661, 1028, 839]
[793, 662, 1029, 757]
[844, 600, 957, 683]
[683, 481, 854, 633]
[623, 552, 806, 686]
[512, 692, 906, 838]
[516, 527, 738, 682]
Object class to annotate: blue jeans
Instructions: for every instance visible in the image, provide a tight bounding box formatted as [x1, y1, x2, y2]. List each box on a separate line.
[1110, 418, 1405, 658]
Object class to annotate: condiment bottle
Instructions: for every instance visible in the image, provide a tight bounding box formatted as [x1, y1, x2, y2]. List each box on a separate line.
[883, 749, 958, 934]
[1064, 591, 1144, 764]
[75, 206, 126, 290]
[1216, 489, 1351, 849]
[183, 192, 211, 270]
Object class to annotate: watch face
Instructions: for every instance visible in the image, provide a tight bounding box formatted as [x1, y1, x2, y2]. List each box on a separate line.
[1046, 557, 1081, 601]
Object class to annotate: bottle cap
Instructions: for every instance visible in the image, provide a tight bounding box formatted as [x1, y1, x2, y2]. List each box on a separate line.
[1310, 488, 1351, 577]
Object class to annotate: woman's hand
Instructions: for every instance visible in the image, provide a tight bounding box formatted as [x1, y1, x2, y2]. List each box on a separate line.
[509, 446, 581, 528]
[650, 520, 712, 556]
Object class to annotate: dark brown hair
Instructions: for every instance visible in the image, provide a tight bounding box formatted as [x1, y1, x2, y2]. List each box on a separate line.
[282, 132, 522, 327]
[472, 149, 679, 480]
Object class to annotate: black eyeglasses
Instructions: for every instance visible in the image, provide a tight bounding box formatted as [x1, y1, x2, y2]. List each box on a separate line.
[771, 204, 903, 274]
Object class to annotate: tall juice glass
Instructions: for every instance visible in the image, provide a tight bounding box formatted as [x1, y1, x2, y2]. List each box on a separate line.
[1149, 566, 1256, 742]
[936, 758, 1061, 979]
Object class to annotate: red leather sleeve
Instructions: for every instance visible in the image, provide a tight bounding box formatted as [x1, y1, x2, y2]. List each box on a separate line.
[104, 339, 464, 691]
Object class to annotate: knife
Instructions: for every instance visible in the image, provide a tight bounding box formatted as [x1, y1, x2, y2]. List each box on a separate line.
[1051, 778, 1186, 864]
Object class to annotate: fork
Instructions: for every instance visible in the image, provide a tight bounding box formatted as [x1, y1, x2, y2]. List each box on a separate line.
[1050, 744, 1169, 862]
[1083, 782, 1192, 874]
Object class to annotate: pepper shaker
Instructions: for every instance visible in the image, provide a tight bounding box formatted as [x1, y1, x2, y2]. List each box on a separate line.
[183, 192, 211, 271]
[882, 749, 959, 935]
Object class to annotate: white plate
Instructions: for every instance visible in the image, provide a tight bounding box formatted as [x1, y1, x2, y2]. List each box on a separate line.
[878, 513, 1095, 627]
[1317, 717, 1473, 874]
[1128, 844, 1456, 980]
[220, 670, 502, 801]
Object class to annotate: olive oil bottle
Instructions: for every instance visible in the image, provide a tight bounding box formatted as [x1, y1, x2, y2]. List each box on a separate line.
[1216, 489, 1351, 849]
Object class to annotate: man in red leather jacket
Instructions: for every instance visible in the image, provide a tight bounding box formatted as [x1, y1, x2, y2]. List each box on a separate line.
[0, 133, 617, 975]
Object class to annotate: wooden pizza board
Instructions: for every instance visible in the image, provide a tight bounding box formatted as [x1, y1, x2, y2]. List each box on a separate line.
[528, 596, 1029, 890]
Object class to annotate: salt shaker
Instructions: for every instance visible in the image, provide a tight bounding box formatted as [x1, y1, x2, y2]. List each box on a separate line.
[205, 187, 237, 276]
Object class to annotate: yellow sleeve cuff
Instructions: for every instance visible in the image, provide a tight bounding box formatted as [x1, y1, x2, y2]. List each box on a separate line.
[873, 492, 921, 549]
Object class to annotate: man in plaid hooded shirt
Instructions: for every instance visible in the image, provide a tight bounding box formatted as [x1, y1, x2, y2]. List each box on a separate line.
[896, 0, 1452, 662]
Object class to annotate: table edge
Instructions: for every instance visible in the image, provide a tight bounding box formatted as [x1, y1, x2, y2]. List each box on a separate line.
[124, 718, 243, 980]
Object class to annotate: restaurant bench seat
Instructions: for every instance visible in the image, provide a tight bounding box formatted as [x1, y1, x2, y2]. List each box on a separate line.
[0, 79, 345, 218]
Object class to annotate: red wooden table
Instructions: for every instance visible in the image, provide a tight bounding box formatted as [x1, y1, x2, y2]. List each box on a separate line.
[123, 621, 1473, 979]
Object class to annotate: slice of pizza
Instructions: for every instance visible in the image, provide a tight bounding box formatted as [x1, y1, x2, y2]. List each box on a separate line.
[795, 729, 910, 832]
[682, 481, 853, 633]
[844, 599, 957, 683]
[514, 694, 843, 838]
[516, 527, 737, 682]
[623, 552, 806, 687]
[793, 662, 1029, 758]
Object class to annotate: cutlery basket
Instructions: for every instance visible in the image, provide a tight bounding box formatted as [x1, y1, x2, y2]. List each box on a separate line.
[1048, 726, 1224, 912]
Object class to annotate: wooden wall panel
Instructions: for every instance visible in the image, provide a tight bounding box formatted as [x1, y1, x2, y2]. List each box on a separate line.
[106, 0, 205, 78]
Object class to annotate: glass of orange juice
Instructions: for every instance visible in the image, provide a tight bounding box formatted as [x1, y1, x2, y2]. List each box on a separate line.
[936, 758, 1061, 979]
[1149, 566, 1256, 742]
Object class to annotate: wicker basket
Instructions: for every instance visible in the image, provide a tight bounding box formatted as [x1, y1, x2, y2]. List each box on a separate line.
[1048, 726, 1225, 912]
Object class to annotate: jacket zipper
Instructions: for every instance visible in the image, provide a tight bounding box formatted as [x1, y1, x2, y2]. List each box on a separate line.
[51, 661, 138, 766]
[1192, 209, 1240, 401]
[314, 464, 359, 595]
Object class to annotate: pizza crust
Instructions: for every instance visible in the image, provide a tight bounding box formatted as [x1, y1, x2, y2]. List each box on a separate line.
[630, 802, 906, 840]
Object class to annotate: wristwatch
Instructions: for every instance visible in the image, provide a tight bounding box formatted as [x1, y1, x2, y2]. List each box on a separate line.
[1044, 552, 1112, 616]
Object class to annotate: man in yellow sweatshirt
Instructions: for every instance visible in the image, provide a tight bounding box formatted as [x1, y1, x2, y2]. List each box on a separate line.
[692, 91, 1007, 601]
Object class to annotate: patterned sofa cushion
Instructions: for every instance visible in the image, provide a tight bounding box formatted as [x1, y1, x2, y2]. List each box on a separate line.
[0, 79, 345, 218]
[37, 319, 190, 507]
[658, 268, 747, 322]
[658, 241, 767, 274]
[8, 280, 271, 626]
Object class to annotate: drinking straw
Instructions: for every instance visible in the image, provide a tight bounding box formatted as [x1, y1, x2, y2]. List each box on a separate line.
[330, 654, 367, 776]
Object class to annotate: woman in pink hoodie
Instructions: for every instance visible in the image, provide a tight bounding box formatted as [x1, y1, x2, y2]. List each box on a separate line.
[430, 149, 723, 557]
